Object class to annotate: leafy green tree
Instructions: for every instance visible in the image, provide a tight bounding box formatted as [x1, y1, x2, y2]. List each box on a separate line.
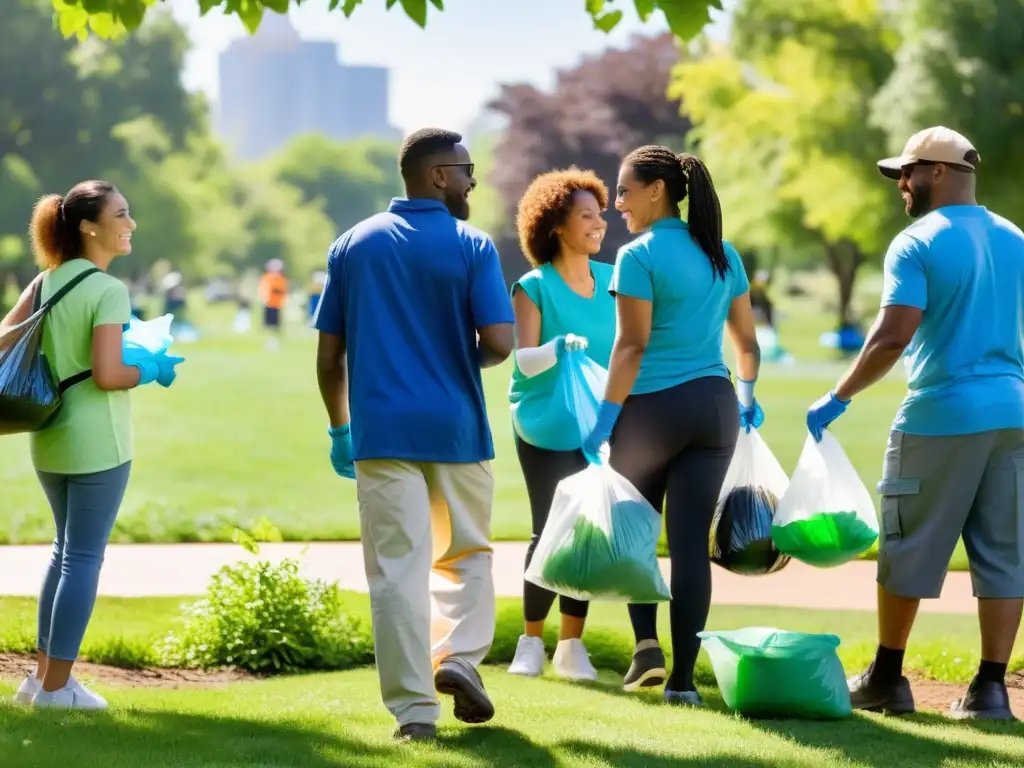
[672, 0, 903, 326]
[51, 0, 724, 40]
[264, 135, 402, 237]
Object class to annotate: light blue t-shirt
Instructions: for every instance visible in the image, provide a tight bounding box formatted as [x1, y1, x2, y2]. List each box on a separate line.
[882, 205, 1024, 436]
[508, 261, 616, 450]
[314, 198, 514, 463]
[609, 218, 749, 395]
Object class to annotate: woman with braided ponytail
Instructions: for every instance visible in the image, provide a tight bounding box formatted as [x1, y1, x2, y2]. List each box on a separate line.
[581, 146, 762, 706]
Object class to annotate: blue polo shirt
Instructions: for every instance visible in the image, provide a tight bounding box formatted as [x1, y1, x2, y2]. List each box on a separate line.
[882, 205, 1024, 436]
[610, 218, 749, 395]
[314, 198, 514, 462]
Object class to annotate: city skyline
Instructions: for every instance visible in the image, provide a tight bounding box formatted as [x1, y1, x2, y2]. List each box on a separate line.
[169, 0, 732, 137]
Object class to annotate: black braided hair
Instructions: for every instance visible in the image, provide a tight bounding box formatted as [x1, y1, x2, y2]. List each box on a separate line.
[624, 145, 729, 280]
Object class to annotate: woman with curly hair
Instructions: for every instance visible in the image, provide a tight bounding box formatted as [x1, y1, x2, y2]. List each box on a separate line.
[582, 146, 761, 706]
[506, 167, 613, 681]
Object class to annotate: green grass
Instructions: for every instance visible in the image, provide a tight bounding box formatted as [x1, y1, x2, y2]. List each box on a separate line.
[2, 592, 1020, 683]
[2, 592, 1023, 767]
[0, 274, 970, 567]
[3, 668, 1024, 768]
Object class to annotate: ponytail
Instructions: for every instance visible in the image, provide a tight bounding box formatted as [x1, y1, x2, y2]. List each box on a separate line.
[30, 195, 65, 271]
[677, 153, 728, 280]
[28, 180, 116, 271]
[623, 145, 730, 280]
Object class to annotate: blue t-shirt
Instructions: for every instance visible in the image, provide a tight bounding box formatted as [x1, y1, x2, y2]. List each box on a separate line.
[508, 261, 616, 450]
[314, 198, 514, 462]
[609, 218, 749, 395]
[881, 205, 1024, 436]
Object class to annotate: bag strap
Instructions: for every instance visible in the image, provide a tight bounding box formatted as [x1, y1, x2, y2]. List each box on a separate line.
[35, 267, 103, 394]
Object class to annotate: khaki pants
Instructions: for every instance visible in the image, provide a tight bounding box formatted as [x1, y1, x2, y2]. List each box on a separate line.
[355, 459, 496, 726]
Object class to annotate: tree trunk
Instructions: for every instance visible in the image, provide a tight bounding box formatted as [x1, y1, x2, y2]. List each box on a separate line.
[824, 239, 863, 328]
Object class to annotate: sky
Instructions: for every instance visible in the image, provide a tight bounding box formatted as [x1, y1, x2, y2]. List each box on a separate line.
[169, 0, 733, 137]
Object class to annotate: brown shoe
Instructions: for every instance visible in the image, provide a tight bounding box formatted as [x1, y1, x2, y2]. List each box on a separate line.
[393, 722, 437, 741]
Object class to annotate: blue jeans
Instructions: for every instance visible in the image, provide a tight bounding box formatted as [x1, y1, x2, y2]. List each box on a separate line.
[35, 462, 131, 661]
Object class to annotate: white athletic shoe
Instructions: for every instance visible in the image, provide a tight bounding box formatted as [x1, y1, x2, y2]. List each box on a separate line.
[32, 677, 108, 710]
[507, 635, 545, 677]
[553, 638, 599, 682]
[13, 674, 41, 705]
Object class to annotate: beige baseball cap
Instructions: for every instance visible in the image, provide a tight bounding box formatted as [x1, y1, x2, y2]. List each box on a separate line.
[877, 126, 980, 180]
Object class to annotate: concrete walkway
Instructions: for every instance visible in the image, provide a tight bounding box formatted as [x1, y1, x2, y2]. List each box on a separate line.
[0, 542, 979, 614]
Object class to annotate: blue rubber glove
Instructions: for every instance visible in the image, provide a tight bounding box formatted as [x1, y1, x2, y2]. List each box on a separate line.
[806, 391, 850, 442]
[154, 351, 185, 388]
[122, 342, 153, 368]
[735, 377, 764, 433]
[329, 424, 356, 479]
[133, 359, 159, 387]
[582, 400, 622, 465]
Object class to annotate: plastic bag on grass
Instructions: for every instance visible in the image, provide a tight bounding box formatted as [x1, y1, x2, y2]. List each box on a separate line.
[698, 627, 852, 719]
[710, 428, 791, 575]
[771, 433, 879, 568]
[525, 458, 670, 603]
[511, 344, 607, 452]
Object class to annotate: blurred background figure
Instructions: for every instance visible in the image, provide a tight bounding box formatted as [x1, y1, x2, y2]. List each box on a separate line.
[307, 270, 326, 324]
[259, 259, 288, 350]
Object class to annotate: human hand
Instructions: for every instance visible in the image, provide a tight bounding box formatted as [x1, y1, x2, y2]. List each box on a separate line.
[563, 334, 589, 353]
[154, 351, 185, 388]
[582, 400, 622, 465]
[806, 391, 850, 442]
[739, 399, 765, 433]
[329, 424, 356, 479]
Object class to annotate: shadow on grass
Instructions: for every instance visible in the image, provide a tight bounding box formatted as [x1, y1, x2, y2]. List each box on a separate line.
[746, 709, 1023, 767]
[557, 739, 789, 768]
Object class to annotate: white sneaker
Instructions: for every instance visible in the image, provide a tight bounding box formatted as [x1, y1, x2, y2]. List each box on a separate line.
[32, 676, 108, 710]
[13, 675, 41, 705]
[507, 635, 545, 677]
[553, 638, 599, 682]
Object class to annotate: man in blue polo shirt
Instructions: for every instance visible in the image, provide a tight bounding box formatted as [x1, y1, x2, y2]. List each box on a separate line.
[314, 128, 514, 741]
[807, 126, 1024, 721]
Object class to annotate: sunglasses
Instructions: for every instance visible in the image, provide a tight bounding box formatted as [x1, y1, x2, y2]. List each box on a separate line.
[434, 162, 475, 177]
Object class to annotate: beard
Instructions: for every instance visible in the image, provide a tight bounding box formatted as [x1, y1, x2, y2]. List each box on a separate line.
[444, 190, 470, 221]
[906, 181, 933, 218]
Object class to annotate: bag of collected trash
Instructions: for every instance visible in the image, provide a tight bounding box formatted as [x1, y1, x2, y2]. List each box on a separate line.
[512, 344, 607, 452]
[525, 455, 670, 603]
[711, 428, 791, 575]
[124, 313, 174, 355]
[771, 433, 879, 567]
[699, 627, 852, 719]
[0, 269, 100, 435]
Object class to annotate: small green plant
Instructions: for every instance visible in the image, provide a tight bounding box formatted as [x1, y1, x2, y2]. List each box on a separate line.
[159, 519, 372, 674]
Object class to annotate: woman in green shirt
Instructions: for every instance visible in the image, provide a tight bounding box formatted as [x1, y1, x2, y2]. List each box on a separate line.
[506, 168, 615, 682]
[1, 181, 182, 710]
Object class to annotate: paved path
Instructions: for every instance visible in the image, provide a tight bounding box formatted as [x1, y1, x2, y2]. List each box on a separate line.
[0, 542, 978, 614]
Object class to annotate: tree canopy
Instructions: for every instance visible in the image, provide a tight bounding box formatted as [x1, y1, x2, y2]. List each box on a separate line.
[51, 0, 723, 39]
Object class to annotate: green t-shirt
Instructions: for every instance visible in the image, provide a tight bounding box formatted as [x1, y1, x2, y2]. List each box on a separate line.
[508, 261, 616, 448]
[30, 259, 133, 475]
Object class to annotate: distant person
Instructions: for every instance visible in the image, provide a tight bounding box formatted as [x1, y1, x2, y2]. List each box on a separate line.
[748, 269, 774, 328]
[505, 168, 613, 682]
[307, 270, 326, 323]
[807, 126, 1024, 721]
[259, 259, 288, 349]
[582, 146, 761, 706]
[313, 128, 514, 741]
[1, 181, 181, 710]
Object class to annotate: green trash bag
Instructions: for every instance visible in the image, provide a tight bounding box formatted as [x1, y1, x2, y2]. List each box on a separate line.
[771, 433, 879, 568]
[698, 627, 852, 719]
[524, 462, 671, 603]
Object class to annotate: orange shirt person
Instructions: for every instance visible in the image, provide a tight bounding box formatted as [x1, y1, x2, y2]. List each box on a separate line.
[258, 260, 288, 344]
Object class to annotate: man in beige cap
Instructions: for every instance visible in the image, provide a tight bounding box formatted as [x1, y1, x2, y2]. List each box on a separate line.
[807, 126, 1024, 720]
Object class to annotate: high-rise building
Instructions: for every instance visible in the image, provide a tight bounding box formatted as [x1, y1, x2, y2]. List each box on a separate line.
[216, 13, 401, 161]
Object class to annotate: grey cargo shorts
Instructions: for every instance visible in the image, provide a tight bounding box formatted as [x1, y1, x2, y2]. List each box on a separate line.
[877, 429, 1024, 599]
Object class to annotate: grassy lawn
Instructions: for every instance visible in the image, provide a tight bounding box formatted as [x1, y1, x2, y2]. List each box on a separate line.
[1, 592, 1023, 767]
[0, 273, 970, 567]
[2, 592, 1020, 683]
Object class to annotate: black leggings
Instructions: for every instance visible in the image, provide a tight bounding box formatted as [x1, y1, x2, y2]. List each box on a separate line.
[609, 375, 738, 691]
[515, 435, 590, 622]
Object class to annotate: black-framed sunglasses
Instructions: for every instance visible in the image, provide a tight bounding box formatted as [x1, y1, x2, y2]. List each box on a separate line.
[902, 160, 975, 177]
[434, 162, 475, 177]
